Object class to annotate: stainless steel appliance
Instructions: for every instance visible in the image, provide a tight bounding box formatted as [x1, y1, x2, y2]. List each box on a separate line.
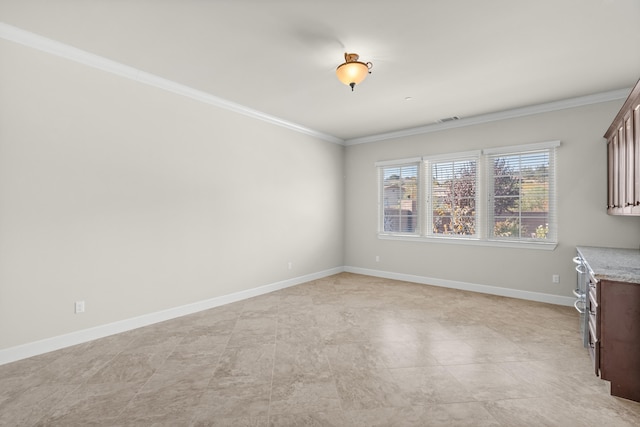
[572, 255, 589, 347]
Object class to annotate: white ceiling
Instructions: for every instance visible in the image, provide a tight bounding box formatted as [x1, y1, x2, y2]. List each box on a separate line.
[2, 0, 640, 142]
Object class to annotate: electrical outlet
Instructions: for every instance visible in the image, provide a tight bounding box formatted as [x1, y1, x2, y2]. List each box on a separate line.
[375, 255, 380, 262]
[74, 301, 85, 314]
[288, 261, 292, 270]
[552, 274, 560, 284]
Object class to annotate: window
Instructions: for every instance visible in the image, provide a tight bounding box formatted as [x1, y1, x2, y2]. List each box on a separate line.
[485, 143, 557, 242]
[427, 153, 479, 237]
[377, 141, 559, 249]
[377, 159, 420, 235]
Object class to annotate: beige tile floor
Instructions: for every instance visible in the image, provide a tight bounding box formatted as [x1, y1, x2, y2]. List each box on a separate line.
[1, 272, 640, 426]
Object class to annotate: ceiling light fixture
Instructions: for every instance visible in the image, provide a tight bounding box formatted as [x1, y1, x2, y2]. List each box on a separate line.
[336, 53, 372, 91]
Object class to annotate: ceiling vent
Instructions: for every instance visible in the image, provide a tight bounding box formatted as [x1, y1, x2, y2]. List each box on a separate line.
[435, 116, 460, 124]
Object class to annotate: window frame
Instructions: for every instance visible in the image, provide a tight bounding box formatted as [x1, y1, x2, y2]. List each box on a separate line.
[376, 158, 422, 237]
[425, 151, 481, 239]
[376, 141, 559, 250]
[484, 141, 559, 245]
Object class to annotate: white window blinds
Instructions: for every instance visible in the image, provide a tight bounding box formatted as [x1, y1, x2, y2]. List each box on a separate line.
[376, 141, 559, 248]
[378, 161, 420, 235]
[485, 143, 558, 242]
[427, 155, 478, 237]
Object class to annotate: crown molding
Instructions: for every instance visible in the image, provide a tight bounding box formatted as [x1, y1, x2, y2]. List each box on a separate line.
[344, 88, 630, 146]
[1, 22, 629, 147]
[0, 22, 345, 145]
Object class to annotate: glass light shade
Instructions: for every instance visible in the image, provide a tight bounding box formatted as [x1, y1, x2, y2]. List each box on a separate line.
[336, 61, 369, 87]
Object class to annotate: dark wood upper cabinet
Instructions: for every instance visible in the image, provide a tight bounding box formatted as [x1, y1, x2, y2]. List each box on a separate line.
[604, 78, 640, 215]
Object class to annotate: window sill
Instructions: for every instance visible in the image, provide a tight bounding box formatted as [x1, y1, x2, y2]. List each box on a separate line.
[377, 234, 558, 251]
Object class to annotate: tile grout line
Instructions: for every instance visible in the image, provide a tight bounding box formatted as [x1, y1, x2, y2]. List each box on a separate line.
[116, 335, 185, 420]
[189, 306, 242, 425]
[31, 336, 137, 425]
[266, 296, 281, 423]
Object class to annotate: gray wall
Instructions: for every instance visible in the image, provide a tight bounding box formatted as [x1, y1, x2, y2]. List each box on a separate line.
[0, 40, 344, 350]
[344, 102, 640, 299]
[3, 35, 639, 354]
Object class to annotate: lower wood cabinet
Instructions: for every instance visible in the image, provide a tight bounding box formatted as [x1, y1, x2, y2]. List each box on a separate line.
[590, 278, 640, 401]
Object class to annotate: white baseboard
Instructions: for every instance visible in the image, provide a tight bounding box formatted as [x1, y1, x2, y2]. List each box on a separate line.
[0, 265, 574, 366]
[0, 267, 344, 366]
[344, 266, 575, 307]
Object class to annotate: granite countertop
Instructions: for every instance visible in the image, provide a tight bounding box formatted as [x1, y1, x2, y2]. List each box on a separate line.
[577, 246, 640, 284]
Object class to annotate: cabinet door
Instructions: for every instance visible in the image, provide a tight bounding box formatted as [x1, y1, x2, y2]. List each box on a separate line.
[612, 133, 620, 212]
[612, 132, 626, 215]
[618, 125, 628, 213]
[608, 139, 615, 212]
[600, 280, 640, 401]
[625, 114, 635, 213]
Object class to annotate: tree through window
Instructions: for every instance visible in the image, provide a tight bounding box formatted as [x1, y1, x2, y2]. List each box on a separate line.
[430, 158, 477, 236]
[488, 150, 553, 241]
